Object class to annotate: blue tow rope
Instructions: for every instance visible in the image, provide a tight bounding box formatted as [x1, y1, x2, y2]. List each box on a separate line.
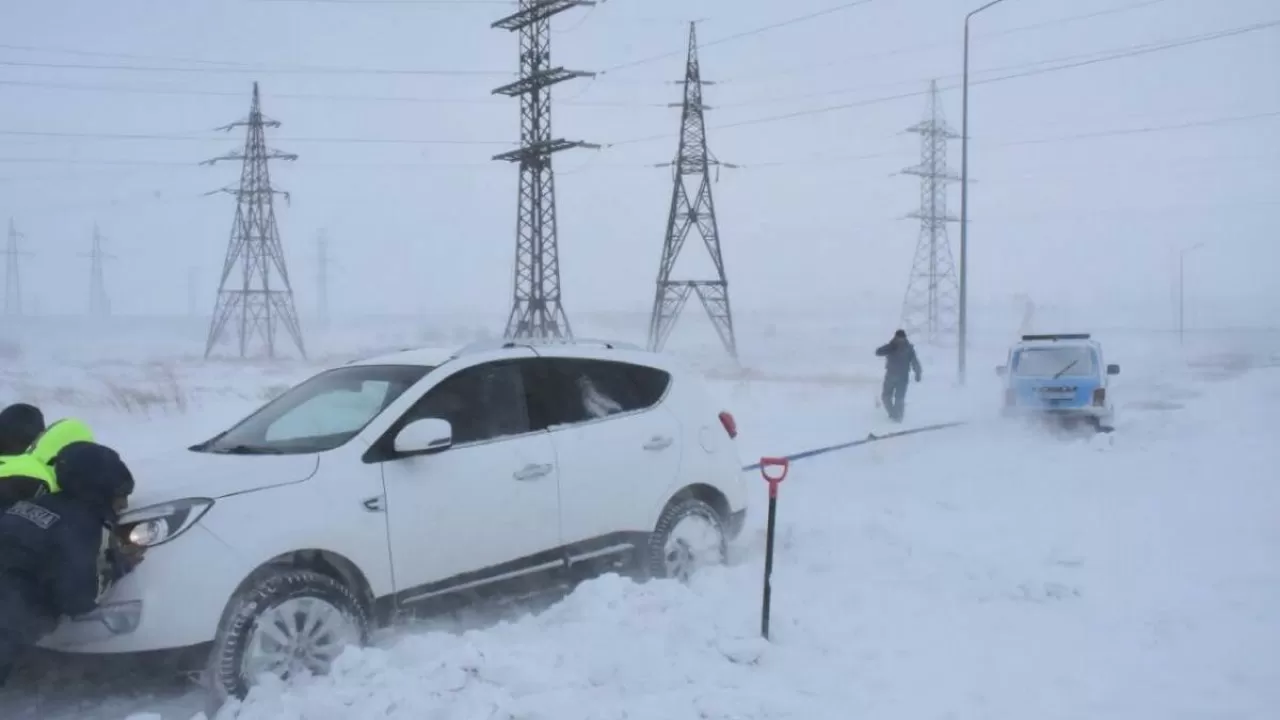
[741, 421, 967, 472]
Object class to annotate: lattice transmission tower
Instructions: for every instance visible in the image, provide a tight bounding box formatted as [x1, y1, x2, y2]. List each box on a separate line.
[648, 22, 738, 359]
[81, 224, 114, 317]
[3, 219, 31, 316]
[899, 79, 960, 345]
[202, 82, 305, 360]
[491, 0, 598, 342]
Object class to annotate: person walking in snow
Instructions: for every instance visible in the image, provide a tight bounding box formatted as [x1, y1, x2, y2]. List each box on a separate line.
[875, 329, 922, 423]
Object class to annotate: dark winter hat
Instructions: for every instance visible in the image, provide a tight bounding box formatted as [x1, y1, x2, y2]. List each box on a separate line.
[0, 403, 45, 455]
[894, 329, 907, 339]
[55, 441, 135, 506]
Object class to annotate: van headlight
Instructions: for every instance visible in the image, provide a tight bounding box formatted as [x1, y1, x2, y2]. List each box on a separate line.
[119, 498, 214, 548]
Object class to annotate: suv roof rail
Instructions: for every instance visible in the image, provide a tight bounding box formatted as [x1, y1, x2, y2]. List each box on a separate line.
[1021, 333, 1091, 342]
[567, 337, 646, 351]
[452, 336, 645, 358]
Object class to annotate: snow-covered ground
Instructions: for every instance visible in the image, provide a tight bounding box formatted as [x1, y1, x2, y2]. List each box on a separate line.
[1, 315, 1278, 719]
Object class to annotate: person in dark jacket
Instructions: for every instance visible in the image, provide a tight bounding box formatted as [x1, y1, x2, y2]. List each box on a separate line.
[0, 440, 139, 686]
[874, 329, 923, 423]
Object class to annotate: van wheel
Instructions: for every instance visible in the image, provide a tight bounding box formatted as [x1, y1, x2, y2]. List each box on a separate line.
[204, 568, 369, 705]
[645, 497, 726, 582]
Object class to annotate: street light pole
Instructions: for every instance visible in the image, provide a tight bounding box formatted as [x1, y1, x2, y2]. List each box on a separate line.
[1178, 242, 1205, 345]
[958, 0, 1010, 386]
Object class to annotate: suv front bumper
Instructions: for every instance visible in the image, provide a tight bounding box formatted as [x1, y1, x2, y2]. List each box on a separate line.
[39, 525, 243, 654]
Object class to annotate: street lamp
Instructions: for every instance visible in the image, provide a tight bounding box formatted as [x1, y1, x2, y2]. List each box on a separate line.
[957, 0, 1011, 385]
[1178, 242, 1205, 345]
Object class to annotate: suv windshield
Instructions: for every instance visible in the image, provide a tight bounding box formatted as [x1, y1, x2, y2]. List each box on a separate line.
[195, 364, 432, 455]
[1013, 346, 1097, 378]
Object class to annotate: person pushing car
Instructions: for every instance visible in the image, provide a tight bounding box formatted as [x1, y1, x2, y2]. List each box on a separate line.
[0, 440, 143, 686]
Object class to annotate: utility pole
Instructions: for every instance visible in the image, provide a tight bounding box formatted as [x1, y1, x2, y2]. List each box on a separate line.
[491, 0, 599, 342]
[648, 21, 738, 359]
[1178, 242, 1205, 345]
[316, 230, 330, 331]
[80, 224, 114, 317]
[3, 219, 32, 316]
[959, 0, 1013, 384]
[899, 79, 960, 346]
[201, 82, 306, 360]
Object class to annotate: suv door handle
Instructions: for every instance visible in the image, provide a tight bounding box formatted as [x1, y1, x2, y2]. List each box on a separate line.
[643, 435, 673, 451]
[513, 463, 553, 481]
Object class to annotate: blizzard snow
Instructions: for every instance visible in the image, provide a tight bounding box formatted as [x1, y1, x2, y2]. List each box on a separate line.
[1, 316, 1278, 719]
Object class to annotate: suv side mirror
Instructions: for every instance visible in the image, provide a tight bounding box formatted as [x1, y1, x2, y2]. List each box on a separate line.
[393, 418, 453, 456]
[1106, 364, 1120, 376]
[995, 365, 1007, 377]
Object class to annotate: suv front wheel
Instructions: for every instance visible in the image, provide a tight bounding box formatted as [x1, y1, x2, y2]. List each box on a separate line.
[204, 567, 370, 704]
[645, 497, 727, 582]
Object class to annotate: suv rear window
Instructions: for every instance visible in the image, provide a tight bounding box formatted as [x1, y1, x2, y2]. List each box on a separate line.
[1013, 346, 1097, 377]
[531, 358, 671, 427]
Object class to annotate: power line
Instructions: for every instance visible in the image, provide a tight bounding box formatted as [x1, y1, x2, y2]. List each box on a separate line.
[718, 0, 1179, 84]
[0, 128, 513, 146]
[0, 58, 510, 77]
[598, 0, 878, 75]
[604, 17, 1280, 146]
[990, 110, 1280, 147]
[732, 110, 1280, 168]
[0, 77, 666, 109]
[249, 0, 512, 4]
[0, 107, 1274, 173]
[0, 43, 257, 68]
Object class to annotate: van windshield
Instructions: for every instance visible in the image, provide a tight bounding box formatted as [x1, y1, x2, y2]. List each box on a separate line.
[194, 364, 432, 455]
[1013, 347, 1096, 378]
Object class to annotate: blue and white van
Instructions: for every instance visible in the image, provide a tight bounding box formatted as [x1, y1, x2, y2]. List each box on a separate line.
[996, 334, 1119, 431]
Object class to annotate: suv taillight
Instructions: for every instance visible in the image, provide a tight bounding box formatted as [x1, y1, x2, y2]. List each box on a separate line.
[718, 411, 738, 439]
[1092, 388, 1106, 407]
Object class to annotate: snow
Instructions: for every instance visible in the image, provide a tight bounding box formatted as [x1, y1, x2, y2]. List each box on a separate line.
[2, 317, 1279, 719]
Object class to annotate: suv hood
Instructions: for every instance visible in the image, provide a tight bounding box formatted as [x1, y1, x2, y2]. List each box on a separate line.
[123, 450, 320, 509]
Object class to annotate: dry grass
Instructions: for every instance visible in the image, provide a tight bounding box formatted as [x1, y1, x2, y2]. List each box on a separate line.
[95, 363, 190, 415]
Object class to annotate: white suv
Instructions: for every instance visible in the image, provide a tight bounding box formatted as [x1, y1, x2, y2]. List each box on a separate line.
[37, 339, 748, 701]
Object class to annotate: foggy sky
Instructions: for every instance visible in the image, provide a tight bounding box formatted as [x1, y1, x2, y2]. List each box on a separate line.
[1, 0, 1277, 330]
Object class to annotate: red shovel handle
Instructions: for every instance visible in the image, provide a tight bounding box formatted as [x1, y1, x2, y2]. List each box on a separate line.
[760, 457, 789, 497]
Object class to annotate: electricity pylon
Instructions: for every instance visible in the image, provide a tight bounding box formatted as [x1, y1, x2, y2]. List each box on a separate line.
[202, 82, 305, 360]
[899, 79, 960, 345]
[648, 21, 738, 359]
[491, 0, 598, 342]
[3, 219, 31, 316]
[80, 224, 114, 317]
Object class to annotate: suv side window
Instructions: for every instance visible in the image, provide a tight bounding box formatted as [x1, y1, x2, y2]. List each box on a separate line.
[529, 358, 672, 427]
[399, 361, 531, 445]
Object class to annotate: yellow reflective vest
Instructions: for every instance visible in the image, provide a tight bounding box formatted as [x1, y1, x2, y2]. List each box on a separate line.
[0, 418, 96, 495]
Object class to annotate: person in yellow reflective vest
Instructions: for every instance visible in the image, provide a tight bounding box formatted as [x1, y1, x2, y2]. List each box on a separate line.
[0, 404, 48, 510]
[0, 416, 94, 510]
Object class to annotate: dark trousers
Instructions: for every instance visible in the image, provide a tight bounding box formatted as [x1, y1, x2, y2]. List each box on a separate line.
[881, 374, 909, 422]
[0, 582, 57, 688]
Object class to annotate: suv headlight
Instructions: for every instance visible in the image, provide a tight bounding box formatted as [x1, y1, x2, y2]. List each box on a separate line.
[118, 498, 214, 548]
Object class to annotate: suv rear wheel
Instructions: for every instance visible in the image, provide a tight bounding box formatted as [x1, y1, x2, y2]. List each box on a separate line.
[645, 497, 727, 582]
[204, 567, 369, 705]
